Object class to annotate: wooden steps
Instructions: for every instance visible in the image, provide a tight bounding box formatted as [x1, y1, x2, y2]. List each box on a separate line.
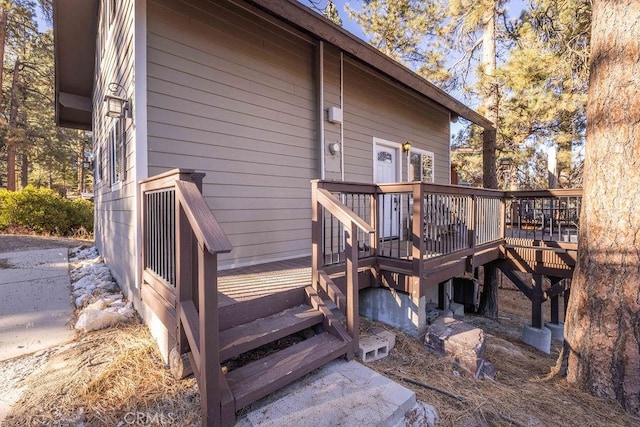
[225, 332, 347, 410]
[219, 304, 323, 361]
[213, 286, 351, 419]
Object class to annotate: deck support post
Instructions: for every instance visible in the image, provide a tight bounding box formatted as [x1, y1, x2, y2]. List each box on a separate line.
[199, 248, 221, 426]
[531, 273, 544, 329]
[311, 180, 321, 291]
[550, 293, 560, 324]
[345, 221, 359, 358]
[176, 203, 192, 355]
[411, 183, 425, 296]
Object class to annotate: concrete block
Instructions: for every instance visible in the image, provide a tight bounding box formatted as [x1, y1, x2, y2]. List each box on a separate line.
[545, 322, 564, 341]
[237, 360, 416, 427]
[522, 324, 552, 354]
[360, 287, 426, 337]
[358, 335, 389, 362]
[370, 327, 396, 351]
[425, 317, 486, 378]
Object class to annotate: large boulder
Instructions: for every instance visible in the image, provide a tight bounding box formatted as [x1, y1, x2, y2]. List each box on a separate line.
[424, 316, 487, 378]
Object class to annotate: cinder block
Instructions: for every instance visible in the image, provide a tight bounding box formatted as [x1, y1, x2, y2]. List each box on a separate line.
[357, 335, 389, 362]
[370, 327, 396, 351]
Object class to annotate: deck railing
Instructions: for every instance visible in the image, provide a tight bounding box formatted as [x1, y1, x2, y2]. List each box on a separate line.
[505, 189, 582, 243]
[141, 169, 233, 426]
[314, 180, 505, 265]
[312, 181, 375, 356]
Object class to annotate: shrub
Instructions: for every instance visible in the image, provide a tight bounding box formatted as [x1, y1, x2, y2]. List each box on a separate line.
[0, 186, 94, 236]
[67, 198, 95, 233]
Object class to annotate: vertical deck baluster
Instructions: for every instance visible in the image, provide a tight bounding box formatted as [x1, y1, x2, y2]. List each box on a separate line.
[152, 193, 157, 274]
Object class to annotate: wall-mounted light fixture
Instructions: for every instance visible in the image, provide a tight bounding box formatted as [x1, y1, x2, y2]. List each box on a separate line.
[83, 156, 94, 170]
[104, 82, 131, 118]
[451, 112, 459, 123]
[402, 141, 412, 152]
[328, 141, 341, 155]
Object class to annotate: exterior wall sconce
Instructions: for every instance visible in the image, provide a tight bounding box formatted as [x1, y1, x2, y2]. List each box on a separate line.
[402, 141, 412, 152]
[104, 82, 131, 118]
[451, 112, 459, 123]
[83, 156, 94, 170]
[328, 141, 341, 155]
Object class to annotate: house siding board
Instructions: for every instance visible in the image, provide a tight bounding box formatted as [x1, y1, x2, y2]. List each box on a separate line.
[322, 45, 342, 180]
[343, 60, 450, 184]
[147, 0, 317, 268]
[92, 0, 138, 299]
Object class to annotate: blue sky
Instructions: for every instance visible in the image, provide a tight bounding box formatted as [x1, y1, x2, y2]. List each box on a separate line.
[299, 1, 528, 45]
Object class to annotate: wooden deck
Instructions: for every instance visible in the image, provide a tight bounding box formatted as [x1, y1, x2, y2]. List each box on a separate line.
[218, 257, 311, 305]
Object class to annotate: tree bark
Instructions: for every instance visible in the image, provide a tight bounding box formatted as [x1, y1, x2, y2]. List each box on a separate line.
[0, 7, 7, 108]
[563, 0, 640, 415]
[6, 58, 19, 191]
[477, 5, 500, 318]
[20, 153, 27, 188]
[77, 137, 85, 193]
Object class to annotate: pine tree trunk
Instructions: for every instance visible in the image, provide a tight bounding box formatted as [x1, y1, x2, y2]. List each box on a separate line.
[0, 7, 7, 106]
[7, 58, 20, 191]
[477, 6, 500, 318]
[563, 0, 640, 415]
[77, 140, 85, 193]
[20, 153, 27, 188]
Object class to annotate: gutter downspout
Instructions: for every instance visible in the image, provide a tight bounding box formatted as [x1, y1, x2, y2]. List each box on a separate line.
[318, 40, 325, 180]
[340, 51, 344, 181]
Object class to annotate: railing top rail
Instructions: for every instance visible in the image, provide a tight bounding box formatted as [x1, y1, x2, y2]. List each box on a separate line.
[401, 182, 504, 197]
[315, 179, 583, 199]
[175, 180, 233, 255]
[506, 188, 583, 198]
[316, 188, 375, 234]
[140, 168, 195, 185]
[314, 179, 378, 194]
[315, 179, 506, 197]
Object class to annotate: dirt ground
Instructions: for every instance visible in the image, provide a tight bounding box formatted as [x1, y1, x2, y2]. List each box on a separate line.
[0, 233, 92, 253]
[2, 238, 638, 426]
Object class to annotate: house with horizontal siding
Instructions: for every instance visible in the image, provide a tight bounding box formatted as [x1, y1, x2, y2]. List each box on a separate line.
[55, 3, 500, 420]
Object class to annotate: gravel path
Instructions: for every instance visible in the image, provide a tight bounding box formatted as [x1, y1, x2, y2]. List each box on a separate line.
[0, 346, 73, 423]
[0, 234, 91, 423]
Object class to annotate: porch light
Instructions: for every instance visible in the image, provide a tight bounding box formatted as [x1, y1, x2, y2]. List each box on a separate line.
[83, 156, 94, 170]
[104, 82, 131, 118]
[402, 141, 412, 152]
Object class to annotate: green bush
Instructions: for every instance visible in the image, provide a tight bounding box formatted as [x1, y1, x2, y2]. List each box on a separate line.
[0, 186, 94, 236]
[67, 198, 94, 233]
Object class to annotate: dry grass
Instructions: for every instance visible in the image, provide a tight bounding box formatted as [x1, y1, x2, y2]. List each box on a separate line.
[4, 323, 201, 426]
[365, 320, 639, 426]
[360, 284, 640, 427]
[5, 284, 640, 426]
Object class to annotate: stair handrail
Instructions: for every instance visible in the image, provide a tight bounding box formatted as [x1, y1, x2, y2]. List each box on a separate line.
[312, 182, 375, 357]
[174, 179, 232, 426]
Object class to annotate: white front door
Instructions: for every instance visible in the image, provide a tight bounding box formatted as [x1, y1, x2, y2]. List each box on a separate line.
[374, 142, 400, 239]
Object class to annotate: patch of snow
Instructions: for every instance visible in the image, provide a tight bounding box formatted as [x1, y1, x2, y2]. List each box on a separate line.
[69, 246, 136, 332]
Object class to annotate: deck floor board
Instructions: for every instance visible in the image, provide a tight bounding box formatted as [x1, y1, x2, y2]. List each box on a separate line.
[218, 257, 311, 303]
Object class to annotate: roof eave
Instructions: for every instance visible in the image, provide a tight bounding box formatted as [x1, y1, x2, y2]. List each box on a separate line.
[53, 0, 98, 130]
[244, 0, 495, 130]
